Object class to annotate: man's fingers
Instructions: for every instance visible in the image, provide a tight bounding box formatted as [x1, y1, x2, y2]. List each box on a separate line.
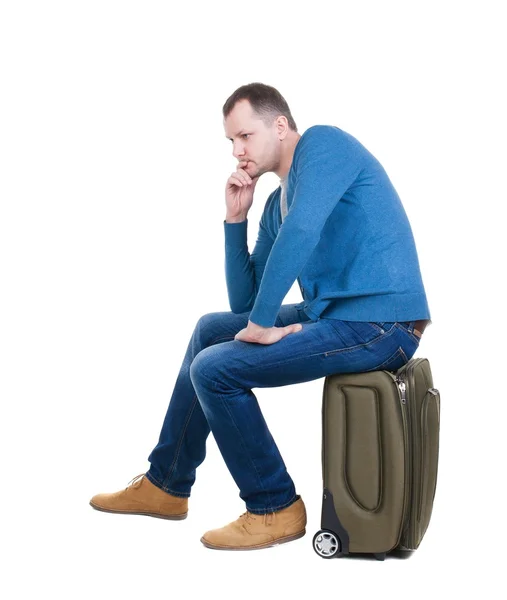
[285, 324, 303, 335]
[236, 324, 303, 344]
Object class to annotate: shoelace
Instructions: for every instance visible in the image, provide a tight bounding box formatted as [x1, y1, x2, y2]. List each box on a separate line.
[239, 511, 275, 526]
[125, 473, 145, 490]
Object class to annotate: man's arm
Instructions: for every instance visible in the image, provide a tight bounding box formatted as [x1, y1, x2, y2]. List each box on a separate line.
[248, 126, 364, 328]
[224, 194, 276, 313]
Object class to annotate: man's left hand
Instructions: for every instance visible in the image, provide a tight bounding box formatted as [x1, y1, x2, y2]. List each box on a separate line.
[234, 320, 303, 345]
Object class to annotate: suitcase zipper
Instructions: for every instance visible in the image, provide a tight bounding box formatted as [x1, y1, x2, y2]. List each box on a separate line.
[404, 360, 419, 549]
[398, 380, 406, 404]
[394, 371, 411, 549]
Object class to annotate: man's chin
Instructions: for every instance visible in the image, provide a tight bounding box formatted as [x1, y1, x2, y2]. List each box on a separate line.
[250, 164, 263, 178]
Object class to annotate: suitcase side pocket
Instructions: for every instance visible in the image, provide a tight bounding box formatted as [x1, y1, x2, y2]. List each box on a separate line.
[416, 387, 440, 543]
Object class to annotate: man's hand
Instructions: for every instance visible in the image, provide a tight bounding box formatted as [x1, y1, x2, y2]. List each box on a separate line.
[225, 160, 260, 221]
[234, 320, 303, 345]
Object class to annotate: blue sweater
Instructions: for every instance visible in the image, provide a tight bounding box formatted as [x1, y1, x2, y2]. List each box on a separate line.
[224, 125, 431, 328]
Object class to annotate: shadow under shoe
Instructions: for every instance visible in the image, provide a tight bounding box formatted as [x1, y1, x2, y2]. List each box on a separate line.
[201, 497, 307, 550]
[89, 473, 188, 520]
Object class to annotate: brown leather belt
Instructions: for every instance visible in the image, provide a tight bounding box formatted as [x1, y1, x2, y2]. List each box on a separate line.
[412, 319, 430, 339]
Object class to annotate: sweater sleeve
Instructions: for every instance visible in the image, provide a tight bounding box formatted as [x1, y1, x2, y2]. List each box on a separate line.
[223, 195, 276, 314]
[248, 126, 364, 328]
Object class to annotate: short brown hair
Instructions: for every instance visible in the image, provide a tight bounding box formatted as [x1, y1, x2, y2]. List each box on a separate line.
[222, 82, 298, 132]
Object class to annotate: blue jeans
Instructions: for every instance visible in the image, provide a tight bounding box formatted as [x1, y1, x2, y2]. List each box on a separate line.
[145, 302, 421, 514]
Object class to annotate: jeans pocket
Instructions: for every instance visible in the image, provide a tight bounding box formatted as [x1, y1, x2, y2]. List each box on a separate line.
[364, 346, 408, 372]
[369, 322, 385, 334]
[369, 322, 396, 334]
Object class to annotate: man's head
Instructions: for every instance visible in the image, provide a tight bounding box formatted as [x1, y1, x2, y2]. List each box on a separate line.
[223, 83, 300, 179]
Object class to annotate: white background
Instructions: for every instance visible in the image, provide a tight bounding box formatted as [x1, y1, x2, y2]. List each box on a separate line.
[1, 0, 505, 597]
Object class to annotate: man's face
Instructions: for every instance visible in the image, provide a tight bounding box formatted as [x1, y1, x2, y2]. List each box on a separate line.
[224, 99, 279, 178]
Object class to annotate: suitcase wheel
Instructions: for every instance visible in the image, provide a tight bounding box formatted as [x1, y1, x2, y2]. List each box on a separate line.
[313, 529, 341, 559]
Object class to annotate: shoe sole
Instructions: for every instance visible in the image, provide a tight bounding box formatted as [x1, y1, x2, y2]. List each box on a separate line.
[200, 528, 306, 550]
[89, 501, 187, 520]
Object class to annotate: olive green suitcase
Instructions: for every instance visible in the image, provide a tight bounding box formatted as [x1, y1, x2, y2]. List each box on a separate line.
[313, 357, 440, 560]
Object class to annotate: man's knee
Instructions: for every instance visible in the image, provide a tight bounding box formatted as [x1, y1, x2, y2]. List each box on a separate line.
[189, 344, 223, 391]
[194, 310, 240, 348]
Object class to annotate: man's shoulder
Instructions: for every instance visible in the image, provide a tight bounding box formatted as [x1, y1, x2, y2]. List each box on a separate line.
[299, 124, 353, 146]
[303, 124, 340, 135]
[295, 124, 367, 164]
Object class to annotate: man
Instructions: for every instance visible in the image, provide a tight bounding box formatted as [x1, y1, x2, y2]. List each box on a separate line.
[90, 82, 431, 551]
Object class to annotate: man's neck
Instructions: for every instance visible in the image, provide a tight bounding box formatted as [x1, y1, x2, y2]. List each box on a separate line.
[276, 132, 302, 180]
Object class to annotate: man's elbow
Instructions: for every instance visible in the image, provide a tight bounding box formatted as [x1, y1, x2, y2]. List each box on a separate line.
[229, 297, 255, 315]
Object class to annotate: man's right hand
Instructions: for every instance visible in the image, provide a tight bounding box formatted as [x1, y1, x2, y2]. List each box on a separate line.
[225, 160, 260, 222]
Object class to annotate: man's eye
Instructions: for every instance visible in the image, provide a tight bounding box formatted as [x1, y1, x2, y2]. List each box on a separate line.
[228, 134, 250, 142]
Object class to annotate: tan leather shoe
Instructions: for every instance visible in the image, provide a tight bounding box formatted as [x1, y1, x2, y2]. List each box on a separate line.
[200, 497, 306, 550]
[89, 473, 188, 520]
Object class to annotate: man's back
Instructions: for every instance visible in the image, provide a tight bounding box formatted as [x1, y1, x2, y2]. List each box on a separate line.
[225, 124, 431, 327]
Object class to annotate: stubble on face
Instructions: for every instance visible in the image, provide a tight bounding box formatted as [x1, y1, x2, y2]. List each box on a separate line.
[245, 139, 277, 180]
[243, 159, 261, 179]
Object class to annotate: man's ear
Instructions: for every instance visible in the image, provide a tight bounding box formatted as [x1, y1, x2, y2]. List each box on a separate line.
[276, 116, 289, 140]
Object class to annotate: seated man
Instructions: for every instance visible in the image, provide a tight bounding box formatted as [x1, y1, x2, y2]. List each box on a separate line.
[90, 82, 431, 552]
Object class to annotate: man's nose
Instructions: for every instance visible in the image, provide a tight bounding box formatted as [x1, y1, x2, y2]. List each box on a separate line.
[233, 144, 245, 159]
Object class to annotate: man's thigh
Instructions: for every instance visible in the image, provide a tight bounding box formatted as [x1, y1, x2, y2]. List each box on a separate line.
[192, 318, 412, 390]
